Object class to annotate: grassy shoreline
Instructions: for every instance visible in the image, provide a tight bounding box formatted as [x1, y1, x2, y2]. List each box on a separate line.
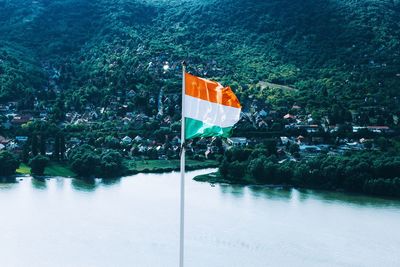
[17, 162, 76, 177]
[124, 159, 219, 175]
[193, 172, 400, 201]
[194, 171, 267, 186]
[14, 159, 219, 178]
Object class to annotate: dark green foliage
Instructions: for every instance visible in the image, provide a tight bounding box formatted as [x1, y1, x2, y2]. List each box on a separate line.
[153, 128, 172, 143]
[225, 148, 252, 162]
[227, 161, 247, 181]
[289, 143, 300, 154]
[54, 135, 60, 161]
[0, 0, 399, 115]
[104, 136, 120, 149]
[99, 150, 123, 177]
[0, 151, 20, 176]
[39, 134, 46, 155]
[29, 155, 49, 176]
[364, 178, 400, 198]
[69, 145, 100, 177]
[59, 134, 66, 160]
[219, 159, 230, 178]
[0, 45, 44, 102]
[21, 143, 30, 163]
[68, 145, 124, 178]
[31, 134, 38, 156]
[219, 148, 400, 198]
[248, 156, 267, 181]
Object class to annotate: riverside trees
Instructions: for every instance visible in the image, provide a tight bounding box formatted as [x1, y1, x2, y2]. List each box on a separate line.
[29, 155, 49, 176]
[68, 145, 123, 178]
[218, 148, 400, 198]
[0, 151, 19, 176]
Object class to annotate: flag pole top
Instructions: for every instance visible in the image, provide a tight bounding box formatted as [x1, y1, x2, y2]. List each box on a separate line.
[182, 61, 187, 67]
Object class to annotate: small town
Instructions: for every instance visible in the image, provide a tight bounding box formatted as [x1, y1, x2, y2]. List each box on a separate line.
[0, 83, 397, 170]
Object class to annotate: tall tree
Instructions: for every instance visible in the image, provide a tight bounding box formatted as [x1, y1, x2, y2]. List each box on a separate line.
[29, 155, 49, 176]
[60, 133, 66, 161]
[0, 151, 20, 176]
[54, 134, 60, 161]
[40, 134, 46, 155]
[31, 134, 38, 156]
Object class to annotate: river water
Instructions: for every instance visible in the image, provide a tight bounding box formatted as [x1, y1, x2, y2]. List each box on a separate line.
[1, 169, 400, 267]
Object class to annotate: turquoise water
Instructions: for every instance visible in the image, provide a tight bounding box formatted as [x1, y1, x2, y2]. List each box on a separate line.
[1, 169, 400, 267]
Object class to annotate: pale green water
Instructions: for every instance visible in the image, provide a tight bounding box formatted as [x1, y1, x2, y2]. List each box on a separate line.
[1, 169, 400, 267]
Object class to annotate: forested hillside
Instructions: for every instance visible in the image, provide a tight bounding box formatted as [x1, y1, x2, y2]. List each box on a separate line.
[1, 0, 400, 113]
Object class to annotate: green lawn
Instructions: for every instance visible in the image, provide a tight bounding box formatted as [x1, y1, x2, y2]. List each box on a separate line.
[16, 163, 31, 175]
[44, 162, 76, 177]
[125, 159, 219, 173]
[16, 162, 76, 177]
[17, 159, 217, 177]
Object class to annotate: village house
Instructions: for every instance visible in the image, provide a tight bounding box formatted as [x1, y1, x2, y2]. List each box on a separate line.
[367, 126, 390, 133]
[172, 136, 181, 145]
[122, 117, 131, 125]
[11, 114, 33, 125]
[0, 135, 10, 145]
[127, 90, 137, 98]
[227, 137, 248, 147]
[283, 114, 296, 122]
[299, 145, 322, 153]
[121, 136, 133, 145]
[134, 136, 143, 143]
[280, 136, 290, 145]
[15, 136, 28, 143]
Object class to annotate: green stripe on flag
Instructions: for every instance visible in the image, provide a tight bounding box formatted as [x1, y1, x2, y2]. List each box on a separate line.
[185, 117, 234, 140]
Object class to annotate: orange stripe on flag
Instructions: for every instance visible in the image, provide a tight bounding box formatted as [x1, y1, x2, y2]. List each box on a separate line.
[185, 73, 241, 108]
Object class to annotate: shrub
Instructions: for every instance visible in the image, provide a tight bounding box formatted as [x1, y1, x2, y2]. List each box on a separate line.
[29, 155, 49, 176]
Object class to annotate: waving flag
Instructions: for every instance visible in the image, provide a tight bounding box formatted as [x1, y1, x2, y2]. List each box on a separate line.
[178, 67, 242, 267]
[183, 73, 242, 140]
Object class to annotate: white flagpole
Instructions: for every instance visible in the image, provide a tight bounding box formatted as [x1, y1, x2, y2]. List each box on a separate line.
[179, 61, 186, 267]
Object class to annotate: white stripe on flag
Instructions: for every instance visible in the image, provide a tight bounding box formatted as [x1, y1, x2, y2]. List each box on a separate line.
[184, 95, 241, 128]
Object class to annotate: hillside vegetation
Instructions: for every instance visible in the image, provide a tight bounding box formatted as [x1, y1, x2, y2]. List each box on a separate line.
[0, 0, 399, 113]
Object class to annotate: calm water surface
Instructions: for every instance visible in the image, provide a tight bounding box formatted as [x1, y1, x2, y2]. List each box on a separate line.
[1, 169, 400, 267]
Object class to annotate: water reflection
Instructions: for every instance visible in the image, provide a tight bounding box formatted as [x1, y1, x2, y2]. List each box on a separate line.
[31, 177, 47, 190]
[297, 188, 400, 208]
[248, 185, 293, 201]
[219, 184, 244, 197]
[101, 177, 122, 187]
[0, 177, 18, 191]
[0, 177, 17, 184]
[71, 178, 97, 192]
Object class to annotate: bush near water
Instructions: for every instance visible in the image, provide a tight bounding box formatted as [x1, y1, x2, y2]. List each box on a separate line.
[215, 146, 400, 198]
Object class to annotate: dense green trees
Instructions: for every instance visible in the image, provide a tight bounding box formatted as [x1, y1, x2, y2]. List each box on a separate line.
[219, 149, 400, 198]
[99, 150, 123, 177]
[68, 145, 124, 178]
[364, 178, 400, 198]
[31, 134, 39, 156]
[69, 145, 100, 177]
[0, 151, 20, 176]
[1, 0, 400, 116]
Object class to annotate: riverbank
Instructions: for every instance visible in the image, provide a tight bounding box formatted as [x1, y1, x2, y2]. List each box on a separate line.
[14, 159, 219, 178]
[124, 159, 219, 174]
[17, 162, 76, 177]
[194, 171, 400, 199]
[194, 171, 265, 185]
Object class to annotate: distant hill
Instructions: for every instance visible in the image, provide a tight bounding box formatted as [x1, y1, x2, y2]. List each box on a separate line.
[1, 0, 399, 113]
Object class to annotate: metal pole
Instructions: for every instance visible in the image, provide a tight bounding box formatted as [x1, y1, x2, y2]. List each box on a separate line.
[179, 62, 186, 267]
